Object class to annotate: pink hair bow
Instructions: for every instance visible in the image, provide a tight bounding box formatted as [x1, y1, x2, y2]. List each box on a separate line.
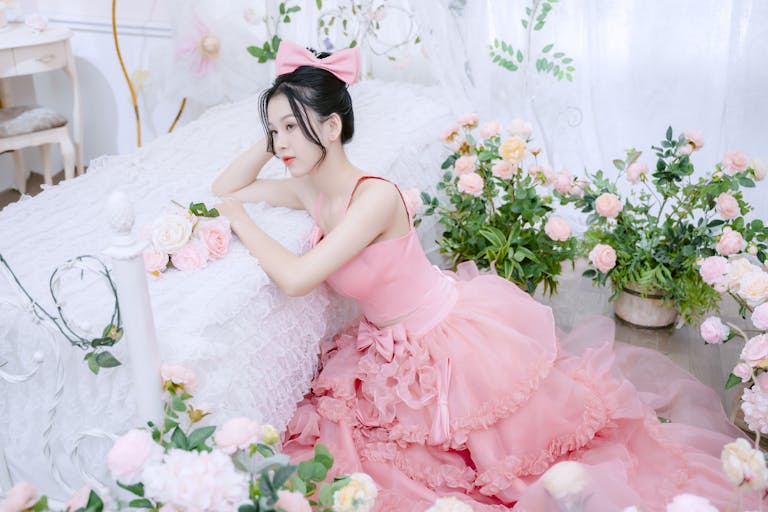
[275, 40, 361, 84]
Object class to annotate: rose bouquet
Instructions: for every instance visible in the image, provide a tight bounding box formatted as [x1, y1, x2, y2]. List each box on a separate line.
[420, 115, 577, 295]
[143, 201, 232, 276]
[558, 127, 767, 324]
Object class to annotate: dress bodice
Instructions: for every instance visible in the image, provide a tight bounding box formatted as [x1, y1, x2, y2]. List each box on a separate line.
[310, 176, 456, 332]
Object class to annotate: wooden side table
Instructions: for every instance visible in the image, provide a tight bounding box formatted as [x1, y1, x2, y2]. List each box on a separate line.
[0, 23, 83, 177]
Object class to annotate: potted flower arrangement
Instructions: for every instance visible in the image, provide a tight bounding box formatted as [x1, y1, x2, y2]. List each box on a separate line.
[419, 115, 577, 295]
[558, 127, 767, 327]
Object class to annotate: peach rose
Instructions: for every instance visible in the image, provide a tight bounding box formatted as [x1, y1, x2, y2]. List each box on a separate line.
[751, 303, 768, 330]
[196, 217, 231, 260]
[752, 159, 766, 181]
[721, 438, 768, 490]
[107, 429, 162, 484]
[66, 486, 91, 512]
[741, 334, 768, 368]
[507, 118, 533, 138]
[594, 192, 622, 218]
[698, 256, 728, 286]
[715, 192, 739, 219]
[440, 125, 459, 143]
[275, 490, 312, 512]
[457, 172, 484, 196]
[143, 248, 169, 274]
[1, 482, 39, 512]
[544, 216, 571, 242]
[160, 363, 196, 390]
[733, 362, 752, 382]
[699, 316, 729, 344]
[479, 121, 501, 139]
[453, 155, 476, 175]
[588, 244, 617, 274]
[683, 130, 704, 150]
[716, 229, 745, 256]
[491, 160, 514, 179]
[553, 170, 574, 195]
[738, 271, 768, 305]
[539, 163, 554, 185]
[723, 150, 749, 174]
[457, 113, 478, 129]
[625, 162, 649, 184]
[499, 136, 527, 163]
[170, 239, 209, 271]
[402, 188, 423, 215]
[214, 417, 262, 455]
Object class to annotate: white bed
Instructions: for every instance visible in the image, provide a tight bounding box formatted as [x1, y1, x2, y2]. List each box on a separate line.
[0, 80, 452, 500]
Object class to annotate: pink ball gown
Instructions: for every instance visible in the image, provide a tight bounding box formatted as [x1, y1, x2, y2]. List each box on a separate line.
[283, 176, 757, 511]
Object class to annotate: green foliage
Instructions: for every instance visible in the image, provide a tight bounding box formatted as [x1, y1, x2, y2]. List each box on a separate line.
[559, 127, 768, 324]
[246, 2, 302, 62]
[419, 122, 577, 295]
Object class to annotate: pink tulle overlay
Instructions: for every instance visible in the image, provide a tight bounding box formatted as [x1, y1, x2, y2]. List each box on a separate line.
[283, 264, 759, 511]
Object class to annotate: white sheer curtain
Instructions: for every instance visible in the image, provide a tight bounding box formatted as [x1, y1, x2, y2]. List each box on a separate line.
[411, 0, 768, 218]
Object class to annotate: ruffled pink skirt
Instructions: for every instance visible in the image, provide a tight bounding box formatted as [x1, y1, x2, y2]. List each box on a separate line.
[283, 265, 759, 511]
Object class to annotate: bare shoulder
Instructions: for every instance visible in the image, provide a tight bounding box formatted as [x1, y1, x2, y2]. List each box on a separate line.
[351, 177, 402, 213]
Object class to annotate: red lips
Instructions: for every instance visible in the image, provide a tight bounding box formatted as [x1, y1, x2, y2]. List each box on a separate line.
[282, 156, 295, 165]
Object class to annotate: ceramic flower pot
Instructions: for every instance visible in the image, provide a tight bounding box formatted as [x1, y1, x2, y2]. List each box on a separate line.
[613, 283, 678, 328]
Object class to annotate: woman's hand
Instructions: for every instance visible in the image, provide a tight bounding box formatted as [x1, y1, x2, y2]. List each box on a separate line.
[214, 196, 248, 228]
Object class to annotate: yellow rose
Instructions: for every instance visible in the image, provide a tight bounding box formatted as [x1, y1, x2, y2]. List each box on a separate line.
[499, 136, 527, 163]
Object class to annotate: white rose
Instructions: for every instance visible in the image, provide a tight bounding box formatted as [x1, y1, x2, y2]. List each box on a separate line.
[721, 437, 768, 491]
[332, 473, 377, 512]
[151, 213, 193, 254]
[728, 257, 759, 292]
[752, 159, 767, 181]
[425, 497, 473, 512]
[738, 271, 768, 305]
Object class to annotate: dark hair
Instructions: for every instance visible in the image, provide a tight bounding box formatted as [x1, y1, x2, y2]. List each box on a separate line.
[259, 48, 355, 166]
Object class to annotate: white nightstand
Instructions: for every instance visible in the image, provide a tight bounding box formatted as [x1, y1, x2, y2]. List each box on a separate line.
[0, 22, 83, 184]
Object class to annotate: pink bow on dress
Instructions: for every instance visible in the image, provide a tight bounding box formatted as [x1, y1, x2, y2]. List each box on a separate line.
[356, 319, 407, 362]
[275, 40, 361, 84]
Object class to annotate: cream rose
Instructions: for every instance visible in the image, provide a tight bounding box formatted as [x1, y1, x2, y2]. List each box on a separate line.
[425, 497, 473, 512]
[332, 473, 378, 512]
[741, 334, 768, 368]
[723, 149, 749, 173]
[738, 271, 768, 305]
[752, 159, 767, 181]
[457, 172, 484, 196]
[151, 213, 193, 254]
[544, 216, 571, 242]
[453, 155, 476, 175]
[716, 229, 745, 256]
[491, 160, 514, 179]
[588, 244, 617, 274]
[727, 257, 757, 291]
[499, 136, 527, 163]
[594, 192, 622, 218]
[721, 437, 768, 490]
[715, 192, 739, 219]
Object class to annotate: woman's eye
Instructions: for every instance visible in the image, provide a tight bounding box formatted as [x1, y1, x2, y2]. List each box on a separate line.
[286, 123, 295, 131]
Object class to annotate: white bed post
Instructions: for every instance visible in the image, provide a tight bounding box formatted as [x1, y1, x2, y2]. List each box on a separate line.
[103, 191, 163, 426]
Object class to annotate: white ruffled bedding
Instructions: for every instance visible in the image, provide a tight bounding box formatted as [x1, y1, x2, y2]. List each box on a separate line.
[0, 80, 452, 498]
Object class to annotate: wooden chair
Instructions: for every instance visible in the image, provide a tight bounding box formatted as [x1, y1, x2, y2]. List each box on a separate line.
[0, 104, 75, 194]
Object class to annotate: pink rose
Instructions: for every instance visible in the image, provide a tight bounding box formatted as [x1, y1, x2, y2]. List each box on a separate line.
[214, 417, 262, 455]
[679, 144, 693, 156]
[402, 188, 423, 215]
[479, 121, 501, 138]
[158, 505, 178, 512]
[571, 179, 586, 198]
[553, 170, 574, 194]
[160, 363, 196, 389]
[752, 303, 768, 330]
[196, 217, 231, 260]
[715, 192, 739, 219]
[734, 362, 752, 382]
[1, 482, 39, 512]
[453, 155, 476, 175]
[170, 239, 209, 271]
[625, 162, 649, 184]
[716, 230, 745, 256]
[741, 334, 768, 368]
[275, 490, 312, 512]
[539, 163, 554, 185]
[457, 172, 484, 196]
[594, 192, 622, 218]
[143, 248, 169, 274]
[684, 130, 704, 150]
[507, 118, 533, 138]
[723, 150, 749, 173]
[588, 244, 617, 274]
[66, 486, 91, 512]
[698, 256, 729, 286]
[107, 429, 162, 484]
[544, 216, 571, 242]
[757, 373, 768, 392]
[457, 113, 478, 128]
[699, 316, 729, 344]
[491, 160, 514, 179]
[440, 125, 459, 143]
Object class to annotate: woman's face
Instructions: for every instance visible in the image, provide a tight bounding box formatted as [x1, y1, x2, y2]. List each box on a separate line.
[267, 94, 326, 178]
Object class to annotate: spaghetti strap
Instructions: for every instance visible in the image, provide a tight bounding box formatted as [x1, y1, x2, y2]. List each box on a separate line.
[344, 175, 412, 225]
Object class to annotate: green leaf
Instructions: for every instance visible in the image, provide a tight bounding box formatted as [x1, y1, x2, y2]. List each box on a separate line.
[172, 394, 186, 412]
[287, 5, 301, 13]
[32, 496, 49, 512]
[319, 483, 333, 505]
[314, 444, 334, 469]
[279, 2, 285, 14]
[86, 490, 104, 511]
[582, 269, 597, 279]
[657, 416, 671, 424]
[273, 464, 297, 489]
[85, 352, 100, 374]
[128, 499, 153, 509]
[521, 19, 528, 28]
[284, 15, 291, 22]
[238, 505, 258, 512]
[516, 49, 523, 63]
[188, 426, 216, 450]
[725, 373, 744, 389]
[613, 159, 625, 171]
[553, 52, 564, 58]
[349, 39, 357, 48]
[316, 0, 323, 9]
[666, 126, 673, 141]
[95, 351, 121, 368]
[171, 426, 189, 450]
[542, 43, 554, 53]
[117, 481, 145, 497]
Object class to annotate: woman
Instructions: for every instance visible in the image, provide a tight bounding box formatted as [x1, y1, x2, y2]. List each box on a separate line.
[213, 41, 755, 511]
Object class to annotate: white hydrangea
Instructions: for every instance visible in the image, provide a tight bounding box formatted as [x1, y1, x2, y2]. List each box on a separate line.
[143, 449, 249, 512]
[425, 497, 473, 512]
[742, 385, 768, 435]
[332, 473, 378, 512]
[540, 461, 588, 500]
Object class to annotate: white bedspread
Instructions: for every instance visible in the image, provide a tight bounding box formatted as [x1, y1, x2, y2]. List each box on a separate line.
[0, 80, 452, 498]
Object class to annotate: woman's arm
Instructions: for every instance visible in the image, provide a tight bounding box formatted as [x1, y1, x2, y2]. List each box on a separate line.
[216, 180, 403, 297]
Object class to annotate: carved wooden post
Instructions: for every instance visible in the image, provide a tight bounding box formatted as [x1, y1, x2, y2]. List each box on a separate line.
[103, 191, 163, 425]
